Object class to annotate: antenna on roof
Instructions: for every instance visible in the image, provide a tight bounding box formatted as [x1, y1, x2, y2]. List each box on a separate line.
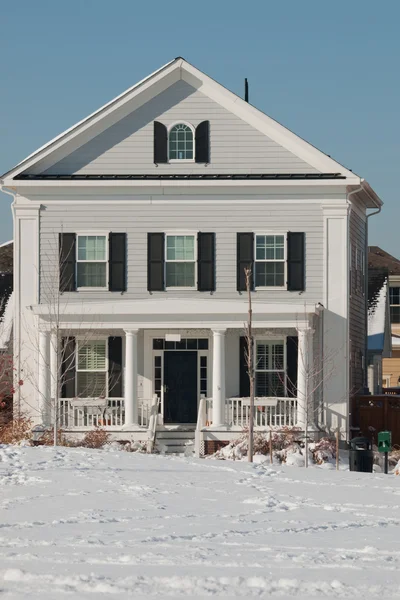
[244, 78, 249, 103]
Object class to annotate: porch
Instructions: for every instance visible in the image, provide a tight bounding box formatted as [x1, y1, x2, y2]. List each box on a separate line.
[33, 298, 322, 446]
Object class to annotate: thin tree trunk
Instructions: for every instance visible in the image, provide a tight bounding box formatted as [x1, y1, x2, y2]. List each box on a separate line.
[246, 268, 254, 463]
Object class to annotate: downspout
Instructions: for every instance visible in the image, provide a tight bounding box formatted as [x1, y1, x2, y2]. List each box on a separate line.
[0, 183, 19, 416]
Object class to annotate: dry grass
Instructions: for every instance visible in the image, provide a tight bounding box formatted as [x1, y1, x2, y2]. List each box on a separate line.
[0, 416, 33, 445]
[81, 428, 110, 449]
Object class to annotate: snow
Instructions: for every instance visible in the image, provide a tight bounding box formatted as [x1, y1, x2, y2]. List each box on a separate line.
[2, 445, 400, 598]
[368, 276, 388, 351]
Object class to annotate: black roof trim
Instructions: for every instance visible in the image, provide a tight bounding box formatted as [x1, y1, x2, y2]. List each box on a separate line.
[15, 173, 346, 181]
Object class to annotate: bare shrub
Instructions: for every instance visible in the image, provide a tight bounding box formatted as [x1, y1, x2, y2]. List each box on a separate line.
[0, 416, 33, 445]
[310, 437, 336, 464]
[39, 428, 75, 447]
[81, 428, 110, 449]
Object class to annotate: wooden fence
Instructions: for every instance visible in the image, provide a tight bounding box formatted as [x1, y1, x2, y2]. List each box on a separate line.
[352, 394, 400, 446]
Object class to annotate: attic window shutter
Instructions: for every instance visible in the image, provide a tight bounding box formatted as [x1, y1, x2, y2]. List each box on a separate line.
[240, 336, 250, 397]
[195, 120, 210, 163]
[237, 232, 254, 291]
[197, 232, 215, 291]
[148, 233, 165, 291]
[108, 336, 123, 398]
[61, 336, 76, 398]
[286, 336, 298, 397]
[287, 232, 305, 291]
[109, 233, 127, 292]
[59, 233, 76, 292]
[154, 121, 168, 163]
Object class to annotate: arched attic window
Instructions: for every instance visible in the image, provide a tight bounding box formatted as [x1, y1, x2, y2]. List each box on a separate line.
[168, 123, 194, 160]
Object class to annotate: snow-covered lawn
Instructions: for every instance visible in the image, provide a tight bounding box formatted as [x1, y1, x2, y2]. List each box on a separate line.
[1, 446, 400, 598]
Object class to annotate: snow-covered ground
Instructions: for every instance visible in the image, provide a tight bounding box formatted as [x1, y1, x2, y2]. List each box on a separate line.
[1, 445, 400, 598]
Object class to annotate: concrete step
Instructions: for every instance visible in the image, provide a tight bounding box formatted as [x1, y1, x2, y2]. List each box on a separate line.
[156, 431, 195, 440]
[155, 431, 195, 454]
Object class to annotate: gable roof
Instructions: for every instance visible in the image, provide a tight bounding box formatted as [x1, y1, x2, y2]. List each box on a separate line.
[368, 267, 390, 353]
[1, 57, 362, 183]
[368, 246, 400, 276]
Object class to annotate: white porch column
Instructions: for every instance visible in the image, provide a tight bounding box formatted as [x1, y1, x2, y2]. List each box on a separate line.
[296, 327, 314, 429]
[38, 329, 50, 425]
[212, 329, 226, 426]
[50, 331, 58, 425]
[124, 329, 139, 426]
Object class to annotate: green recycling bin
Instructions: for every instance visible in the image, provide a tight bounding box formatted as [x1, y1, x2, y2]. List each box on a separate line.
[349, 437, 374, 473]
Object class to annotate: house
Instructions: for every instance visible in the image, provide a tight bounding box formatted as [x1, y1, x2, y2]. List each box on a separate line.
[367, 266, 391, 393]
[0, 57, 382, 452]
[368, 246, 400, 388]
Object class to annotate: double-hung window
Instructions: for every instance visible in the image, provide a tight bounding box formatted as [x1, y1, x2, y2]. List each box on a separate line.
[169, 123, 194, 160]
[390, 287, 400, 324]
[255, 235, 285, 288]
[77, 340, 107, 397]
[255, 340, 285, 397]
[77, 235, 107, 289]
[165, 235, 196, 288]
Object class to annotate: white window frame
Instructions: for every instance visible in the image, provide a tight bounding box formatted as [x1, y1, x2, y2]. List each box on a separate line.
[254, 337, 287, 397]
[390, 286, 400, 324]
[167, 121, 195, 163]
[254, 233, 287, 290]
[165, 232, 197, 290]
[76, 232, 109, 291]
[75, 337, 108, 399]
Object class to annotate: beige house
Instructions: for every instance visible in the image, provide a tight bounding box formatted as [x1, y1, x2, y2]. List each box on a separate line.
[368, 246, 400, 389]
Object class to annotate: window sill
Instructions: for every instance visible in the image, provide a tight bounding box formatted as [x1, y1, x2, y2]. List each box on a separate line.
[254, 286, 287, 291]
[168, 159, 195, 163]
[165, 287, 197, 291]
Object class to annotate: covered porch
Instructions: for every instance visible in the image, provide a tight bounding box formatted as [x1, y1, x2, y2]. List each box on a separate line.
[32, 299, 322, 444]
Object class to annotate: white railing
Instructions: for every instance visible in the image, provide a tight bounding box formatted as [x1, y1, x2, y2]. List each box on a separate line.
[58, 398, 152, 428]
[200, 397, 297, 429]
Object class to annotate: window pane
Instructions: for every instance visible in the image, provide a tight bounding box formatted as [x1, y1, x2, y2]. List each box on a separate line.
[272, 343, 284, 370]
[391, 306, 400, 324]
[77, 263, 107, 287]
[256, 343, 269, 370]
[256, 235, 284, 261]
[198, 339, 208, 349]
[390, 287, 400, 305]
[255, 372, 284, 397]
[78, 341, 106, 370]
[255, 262, 284, 287]
[77, 372, 106, 398]
[167, 236, 195, 261]
[166, 262, 195, 287]
[78, 236, 106, 261]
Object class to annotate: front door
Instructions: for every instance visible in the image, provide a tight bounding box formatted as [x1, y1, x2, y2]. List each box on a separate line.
[164, 351, 198, 423]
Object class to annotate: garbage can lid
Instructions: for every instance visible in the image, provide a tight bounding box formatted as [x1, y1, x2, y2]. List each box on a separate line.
[350, 436, 372, 450]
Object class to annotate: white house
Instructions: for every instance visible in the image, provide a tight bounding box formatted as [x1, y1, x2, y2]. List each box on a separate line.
[0, 57, 382, 453]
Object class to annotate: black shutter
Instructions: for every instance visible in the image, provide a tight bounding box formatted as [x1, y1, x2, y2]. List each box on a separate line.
[286, 336, 298, 397]
[287, 232, 305, 291]
[109, 233, 127, 292]
[239, 336, 250, 397]
[148, 233, 165, 291]
[59, 233, 76, 292]
[237, 232, 254, 291]
[198, 232, 215, 291]
[61, 336, 76, 398]
[154, 121, 168, 163]
[108, 336, 123, 398]
[195, 120, 210, 163]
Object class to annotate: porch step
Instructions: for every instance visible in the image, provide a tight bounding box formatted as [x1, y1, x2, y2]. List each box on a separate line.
[154, 429, 195, 455]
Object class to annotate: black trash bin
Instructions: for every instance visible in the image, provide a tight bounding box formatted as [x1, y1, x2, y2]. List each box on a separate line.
[349, 437, 374, 473]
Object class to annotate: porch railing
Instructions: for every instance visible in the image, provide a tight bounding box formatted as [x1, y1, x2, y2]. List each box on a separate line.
[58, 398, 151, 428]
[204, 397, 297, 428]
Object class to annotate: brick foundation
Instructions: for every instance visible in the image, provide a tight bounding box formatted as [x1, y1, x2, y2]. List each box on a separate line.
[204, 440, 230, 455]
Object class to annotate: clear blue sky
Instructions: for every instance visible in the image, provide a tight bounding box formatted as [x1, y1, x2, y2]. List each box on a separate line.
[1, 0, 399, 255]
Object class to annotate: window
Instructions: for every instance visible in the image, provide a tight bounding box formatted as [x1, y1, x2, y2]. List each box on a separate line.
[255, 235, 285, 288]
[390, 287, 400, 323]
[76, 340, 107, 397]
[166, 235, 196, 287]
[169, 123, 194, 160]
[255, 340, 285, 397]
[77, 235, 107, 288]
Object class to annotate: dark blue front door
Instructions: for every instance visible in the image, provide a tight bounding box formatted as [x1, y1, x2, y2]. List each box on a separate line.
[164, 351, 198, 423]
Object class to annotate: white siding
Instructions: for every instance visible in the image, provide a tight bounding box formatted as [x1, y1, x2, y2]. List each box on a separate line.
[29, 81, 318, 176]
[38, 191, 328, 305]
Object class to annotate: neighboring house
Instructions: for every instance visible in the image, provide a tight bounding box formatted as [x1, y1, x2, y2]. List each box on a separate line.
[367, 267, 391, 393]
[369, 246, 400, 388]
[0, 57, 382, 451]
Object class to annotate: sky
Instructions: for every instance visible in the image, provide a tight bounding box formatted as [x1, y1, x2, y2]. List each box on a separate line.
[1, 0, 399, 255]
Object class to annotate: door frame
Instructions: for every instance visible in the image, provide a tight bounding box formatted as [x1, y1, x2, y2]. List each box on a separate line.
[146, 331, 211, 423]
